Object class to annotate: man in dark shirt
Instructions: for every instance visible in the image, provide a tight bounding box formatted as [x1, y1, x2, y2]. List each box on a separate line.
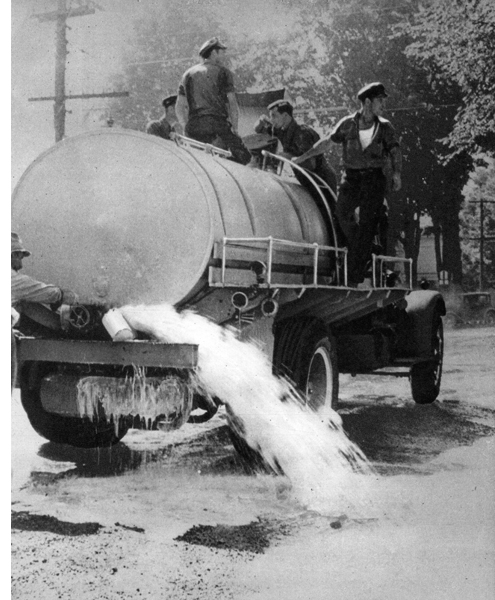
[255, 100, 339, 243]
[146, 95, 178, 140]
[176, 37, 251, 165]
[255, 100, 337, 193]
[293, 82, 402, 284]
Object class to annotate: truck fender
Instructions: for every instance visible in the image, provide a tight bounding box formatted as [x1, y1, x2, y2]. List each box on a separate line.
[404, 290, 446, 357]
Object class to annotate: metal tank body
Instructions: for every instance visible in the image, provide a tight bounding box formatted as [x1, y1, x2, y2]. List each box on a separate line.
[12, 129, 329, 307]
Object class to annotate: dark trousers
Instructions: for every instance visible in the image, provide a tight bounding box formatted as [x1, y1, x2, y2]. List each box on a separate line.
[186, 117, 251, 165]
[336, 168, 387, 283]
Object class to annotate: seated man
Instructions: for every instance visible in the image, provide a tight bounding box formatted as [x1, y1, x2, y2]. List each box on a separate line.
[11, 232, 78, 309]
[255, 99, 338, 194]
[146, 95, 178, 140]
[11, 232, 78, 389]
[255, 100, 340, 243]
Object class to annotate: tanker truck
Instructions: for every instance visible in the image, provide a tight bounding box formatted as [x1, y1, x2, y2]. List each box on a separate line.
[12, 128, 445, 450]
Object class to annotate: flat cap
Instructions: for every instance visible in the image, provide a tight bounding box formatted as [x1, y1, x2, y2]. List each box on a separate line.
[357, 82, 388, 102]
[199, 37, 227, 58]
[162, 94, 177, 109]
[267, 99, 293, 112]
[11, 232, 31, 256]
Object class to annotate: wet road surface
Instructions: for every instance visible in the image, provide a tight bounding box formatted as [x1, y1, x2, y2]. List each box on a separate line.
[11, 327, 495, 600]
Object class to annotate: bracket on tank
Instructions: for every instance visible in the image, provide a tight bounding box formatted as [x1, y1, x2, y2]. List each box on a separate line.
[173, 133, 232, 158]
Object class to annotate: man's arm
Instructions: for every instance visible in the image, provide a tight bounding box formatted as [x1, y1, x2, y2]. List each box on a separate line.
[175, 94, 188, 135]
[11, 270, 78, 308]
[254, 115, 273, 135]
[227, 92, 239, 133]
[390, 145, 402, 191]
[12, 271, 62, 305]
[291, 136, 332, 165]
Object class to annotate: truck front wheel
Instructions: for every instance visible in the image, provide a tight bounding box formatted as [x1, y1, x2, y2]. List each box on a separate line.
[20, 362, 130, 448]
[409, 312, 444, 404]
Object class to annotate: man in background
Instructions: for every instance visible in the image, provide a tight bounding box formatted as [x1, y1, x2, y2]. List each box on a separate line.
[146, 95, 178, 140]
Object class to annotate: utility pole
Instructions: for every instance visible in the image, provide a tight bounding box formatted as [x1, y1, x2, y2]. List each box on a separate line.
[30, 0, 128, 142]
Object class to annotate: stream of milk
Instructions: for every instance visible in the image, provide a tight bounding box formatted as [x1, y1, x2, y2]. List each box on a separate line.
[117, 304, 378, 516]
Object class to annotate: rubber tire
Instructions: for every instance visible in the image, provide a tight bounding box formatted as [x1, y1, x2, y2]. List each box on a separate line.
[228, 323, 339, 472]
[443, 312, 459, 328]
[410, 312, 444, 404]
[20, 362, 130, 448]
[296, 333, 339, 412]
[484, 309, 495, 326]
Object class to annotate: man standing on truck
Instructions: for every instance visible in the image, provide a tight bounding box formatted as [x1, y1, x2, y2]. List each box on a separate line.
[175, 37, 251, 165]
[293, 82, 402, 284]
[146, 94, 178, 140]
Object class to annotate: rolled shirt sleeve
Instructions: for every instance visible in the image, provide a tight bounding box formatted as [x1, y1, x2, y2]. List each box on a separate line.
[11, 270, 62, 305]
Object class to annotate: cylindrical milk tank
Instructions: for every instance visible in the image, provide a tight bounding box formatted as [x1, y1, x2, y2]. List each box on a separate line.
[11, 129, 330, 307]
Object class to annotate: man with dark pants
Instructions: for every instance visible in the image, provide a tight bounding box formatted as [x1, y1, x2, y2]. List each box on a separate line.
[293, 82, 402, 284]
[146, 95, 178, 140]
[176, 37, 251, 165]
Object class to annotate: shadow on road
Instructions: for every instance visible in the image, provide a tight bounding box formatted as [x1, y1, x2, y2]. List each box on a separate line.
[340, 399, 495, 475]
[34, 425, 246, 480]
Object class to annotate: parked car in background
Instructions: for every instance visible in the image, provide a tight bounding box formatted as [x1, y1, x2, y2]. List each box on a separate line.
[444, 292, 495, 327]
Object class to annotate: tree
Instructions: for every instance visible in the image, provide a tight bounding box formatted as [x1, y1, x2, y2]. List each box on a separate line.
[233, 0, 469, 282]
[459, 159, 495, 290]
[404, 0, 495, 157]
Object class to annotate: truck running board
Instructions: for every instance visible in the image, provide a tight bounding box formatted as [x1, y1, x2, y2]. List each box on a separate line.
[16, 337, 198, 369]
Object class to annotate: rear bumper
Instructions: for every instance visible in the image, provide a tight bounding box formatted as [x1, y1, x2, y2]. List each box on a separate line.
[16, 337, 198, 369]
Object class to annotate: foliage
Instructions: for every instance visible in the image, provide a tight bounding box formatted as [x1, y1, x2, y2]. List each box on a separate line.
[107, 1, 226, 131]
[459, 158, 495, 289]
[106, 0, 479, 284]
[233, 0, 469, 281]
[403, 0, 495, 157]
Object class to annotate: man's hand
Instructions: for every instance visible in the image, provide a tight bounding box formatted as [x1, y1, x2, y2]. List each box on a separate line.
[50, 288, 77, 311]
[174, 123, 184, 136]
[61, 289, 78, 305]
[392, 172, 402, 192]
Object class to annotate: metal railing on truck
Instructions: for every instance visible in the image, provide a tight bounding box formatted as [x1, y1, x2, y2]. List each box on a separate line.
[209, 236, 348, 289]
[173, 134, 413, 291]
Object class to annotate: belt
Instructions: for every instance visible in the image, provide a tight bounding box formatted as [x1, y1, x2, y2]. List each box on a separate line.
[346, 168, 383, 174]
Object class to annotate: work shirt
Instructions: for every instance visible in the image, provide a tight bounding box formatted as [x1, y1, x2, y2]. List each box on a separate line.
[11, 269, 62, 306]
[178, 61, 235, 122]
[255, 117, 337, 191]
[146, 117, 174, 140]
[330, 112, 400, 170]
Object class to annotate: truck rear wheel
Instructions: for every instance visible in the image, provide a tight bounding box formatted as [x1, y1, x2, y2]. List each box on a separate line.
[299, 334, 339, 412]
[410, 312, 444, 404]
[20, 362, 130, 448]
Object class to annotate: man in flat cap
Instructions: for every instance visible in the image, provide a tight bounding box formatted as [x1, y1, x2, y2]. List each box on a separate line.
[146, 95, 179, 140]
[11, 232, 78, 388]
[255, 99, 339, 236]
[175, 37, 251, 165]
[11, 232, 78, 310]
[293, 82, 402, 285]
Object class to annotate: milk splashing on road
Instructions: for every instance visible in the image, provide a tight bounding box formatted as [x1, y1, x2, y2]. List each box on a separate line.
[122, 303, 377, 515]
